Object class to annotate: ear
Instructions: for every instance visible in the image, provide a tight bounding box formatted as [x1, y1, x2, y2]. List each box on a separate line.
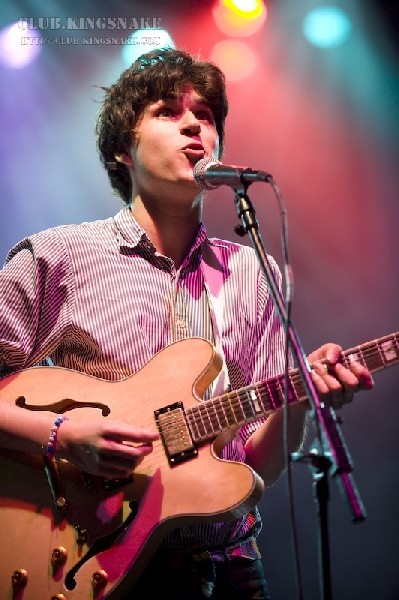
[115, 153, 134, 166]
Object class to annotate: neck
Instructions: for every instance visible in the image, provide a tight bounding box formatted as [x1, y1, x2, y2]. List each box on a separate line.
[130, 193, 203, 268]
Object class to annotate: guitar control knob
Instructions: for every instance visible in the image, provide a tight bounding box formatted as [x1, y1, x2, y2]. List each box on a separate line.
[55, 496, 69, 511]
[11, 568, 28, 589]
[51, 546, 68, 567]
[51, 595, 66, 600]
[91, 569, 109, 589]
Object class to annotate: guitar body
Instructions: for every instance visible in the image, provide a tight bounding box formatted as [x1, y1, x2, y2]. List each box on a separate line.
[0, 338, 263, 599]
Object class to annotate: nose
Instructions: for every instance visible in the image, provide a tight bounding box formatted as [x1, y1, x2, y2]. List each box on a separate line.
[180, 110, 201, 136]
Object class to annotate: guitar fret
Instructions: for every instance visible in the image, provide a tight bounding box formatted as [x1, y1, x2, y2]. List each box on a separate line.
[242, 388, 261, 420]
[293, 374, 307, 402]
[262, 374, 299, 410]
[224, 395, 239, 426]
[231, 393, 245, 422]
[197, 406, 209, 436]
[187, 405, 205, 439]
[344, 343, 381, 370]
[374, 342, 385, 369]
[380, 335, 399, 364]
[248, 387, 262, 415]
[190, 399, 229, 442]
[343, 333, 399, 373]
[263, 379, 278, 411]
[207, 398, 220, 432]
[186, 332, 399, 447]
[201, 402, 216, 435]
[224, 393, 242, 426]
[213, 397, 228, 430]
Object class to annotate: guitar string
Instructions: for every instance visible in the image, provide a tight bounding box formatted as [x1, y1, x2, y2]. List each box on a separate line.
[149, 338, 388, 443]
[132, 339, 399, 473]
[137, 341, 397, 445]
[27, 339, 398, 505]
[135, 379, 299, 473]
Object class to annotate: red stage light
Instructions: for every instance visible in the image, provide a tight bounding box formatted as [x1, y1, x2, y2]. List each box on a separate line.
[210, 39, 257, 81]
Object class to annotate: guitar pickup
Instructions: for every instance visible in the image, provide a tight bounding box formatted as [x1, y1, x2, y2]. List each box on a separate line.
[155, 402, 198, 466]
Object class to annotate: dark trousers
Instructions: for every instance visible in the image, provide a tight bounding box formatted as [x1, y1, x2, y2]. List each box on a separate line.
[123, 546, 271, 599]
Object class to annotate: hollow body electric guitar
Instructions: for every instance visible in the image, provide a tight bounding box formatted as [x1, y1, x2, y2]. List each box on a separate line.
[0, 333, 398, 599]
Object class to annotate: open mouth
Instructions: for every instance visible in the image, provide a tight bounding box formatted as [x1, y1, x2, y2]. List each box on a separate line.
[182, 145, 205, 162]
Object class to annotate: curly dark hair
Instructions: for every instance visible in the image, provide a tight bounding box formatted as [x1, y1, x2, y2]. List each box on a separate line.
[96, 47, 229, 205]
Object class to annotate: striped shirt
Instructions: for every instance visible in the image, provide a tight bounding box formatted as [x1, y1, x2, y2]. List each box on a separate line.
[0, 207, 287, 552]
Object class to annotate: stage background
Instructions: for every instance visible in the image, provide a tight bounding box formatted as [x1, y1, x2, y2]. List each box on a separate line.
[1, 2, 398, 598]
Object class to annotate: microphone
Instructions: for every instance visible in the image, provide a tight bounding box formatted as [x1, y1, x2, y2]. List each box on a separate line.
[193, 157, 273, 190]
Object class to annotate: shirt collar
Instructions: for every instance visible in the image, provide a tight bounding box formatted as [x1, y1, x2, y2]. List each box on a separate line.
[113, 207, 210, 264]
[113, 207, 149, 249]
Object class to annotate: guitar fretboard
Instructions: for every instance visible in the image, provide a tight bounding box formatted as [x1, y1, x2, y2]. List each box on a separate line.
[186, 332, 399, 444]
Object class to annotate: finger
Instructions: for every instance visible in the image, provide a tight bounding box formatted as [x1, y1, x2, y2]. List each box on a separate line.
[332, 363, 360, 390]
[311, 361, 342, 396]
[329, 384, 356, 409]
[333, 362, 374, 394]
[311, 361, 348, 410]
[344, 361, 374, 390]
[312, 360, 373, 410]
[104, 439, 156, 460]
[97, 443, 155, 478]
[102, 424, 160, 443]
[307, 343, 342, 365]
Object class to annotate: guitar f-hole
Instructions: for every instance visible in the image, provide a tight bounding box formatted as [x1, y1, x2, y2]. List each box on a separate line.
[64, 504, 138, 591]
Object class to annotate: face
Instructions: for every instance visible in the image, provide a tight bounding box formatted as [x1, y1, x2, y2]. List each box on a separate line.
[128, 86, 220, 198]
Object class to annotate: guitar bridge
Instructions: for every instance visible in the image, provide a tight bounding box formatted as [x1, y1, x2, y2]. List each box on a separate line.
[155, 402, 198, 466]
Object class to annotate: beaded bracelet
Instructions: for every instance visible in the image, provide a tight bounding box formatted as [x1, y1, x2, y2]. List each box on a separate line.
[46, 415, 69, 459]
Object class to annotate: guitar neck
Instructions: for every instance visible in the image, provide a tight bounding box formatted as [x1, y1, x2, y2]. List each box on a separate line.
[186, 332, 399, 445]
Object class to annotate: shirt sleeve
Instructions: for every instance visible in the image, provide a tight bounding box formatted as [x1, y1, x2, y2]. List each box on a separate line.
[0, 233, 74, 374]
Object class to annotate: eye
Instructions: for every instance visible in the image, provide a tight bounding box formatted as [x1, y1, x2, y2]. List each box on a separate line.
[195, 110, 213, 122]
[195, 109, 215, 125]
[157, 107, 174, 118]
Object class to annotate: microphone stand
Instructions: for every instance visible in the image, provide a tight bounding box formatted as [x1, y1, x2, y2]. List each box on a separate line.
[232, 183, 366, 600]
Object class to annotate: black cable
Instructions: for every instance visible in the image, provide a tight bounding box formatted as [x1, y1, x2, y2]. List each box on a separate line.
[268, 177, 305, 600]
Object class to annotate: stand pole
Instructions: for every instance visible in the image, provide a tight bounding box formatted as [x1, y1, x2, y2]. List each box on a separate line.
[232, 185, 366, 600]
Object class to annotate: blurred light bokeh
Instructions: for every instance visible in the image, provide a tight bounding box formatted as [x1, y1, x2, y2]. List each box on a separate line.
[0, 1, 398, 598]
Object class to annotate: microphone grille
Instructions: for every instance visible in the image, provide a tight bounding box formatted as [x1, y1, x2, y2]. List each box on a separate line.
[193, 157, 221, 190]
